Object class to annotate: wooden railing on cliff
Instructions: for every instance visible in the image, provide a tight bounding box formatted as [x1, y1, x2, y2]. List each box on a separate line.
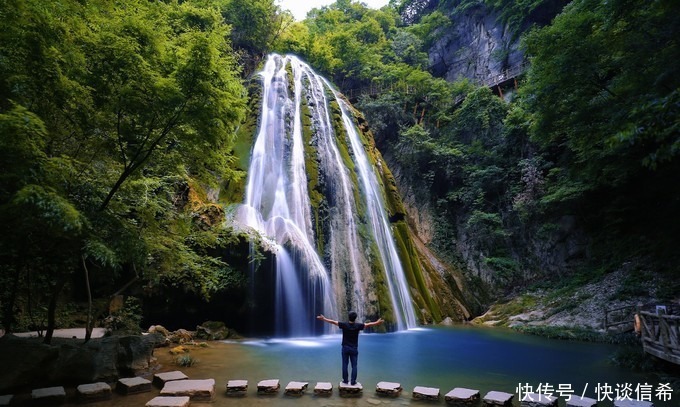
[638, 311, 680, 365]
[604, 304, 636, 333]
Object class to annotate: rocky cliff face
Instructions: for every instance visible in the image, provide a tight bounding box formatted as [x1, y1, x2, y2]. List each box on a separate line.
[429, 4, 524, 84]
[428, 0, 569, 84]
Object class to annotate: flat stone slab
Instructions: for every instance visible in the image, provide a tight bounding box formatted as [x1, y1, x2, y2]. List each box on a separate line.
[0, 395, 13, 406]
[117, 377, 152, 395]
[257, 379, 280, 394]
[153, 371, 189, 387]
[145, 396, 191, 407]
[339, 382, 363, 397]
[566, 396, 598, 407]
[31, 386, 66, 404]
[445, 388, 481, 404]
[226, 380, 248, 396]
[285, 381, 309, 396]
[613, 401, 654, 407]
[413, 386, 440, 401]
[314, 382, 333, 396]
[376, 381, 402, 397]
[521, 393, 558, 407]
[160, 379, 215, 402]
[76, 382, 112, 402]
[483, 391, 514, 406]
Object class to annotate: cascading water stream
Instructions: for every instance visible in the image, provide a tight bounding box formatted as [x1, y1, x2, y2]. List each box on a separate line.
[328, 87, 418, 330]
[237, 54, 416, 336]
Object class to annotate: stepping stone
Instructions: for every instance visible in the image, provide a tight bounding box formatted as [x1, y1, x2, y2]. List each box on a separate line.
[445, 388, 481, 405]
[160, 379, 215, 402]
[0, 395, 13, 406]
[339, 381, 363, 397]
[284, 381, 309, 396]
[226, 380, 248, 396]
[483, 391, 514, 406]
[145, 396, 191, 407]
[376, 381, 402, 397]
[613, 401, 654, 407]
[566, 396, 597, 407]
[153, 371, 188, 387]
[522, 393, 558, 407]
[117, 377, 152, 395]
[76, 382, 112, 402]
[314, 382, 333, 396]
[413, 386, 440, 401]
[257, 379, 280, 395]
[31, 386, 66, 405]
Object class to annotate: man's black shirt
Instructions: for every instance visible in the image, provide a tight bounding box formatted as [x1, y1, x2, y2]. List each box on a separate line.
[338, 322, 365, 348]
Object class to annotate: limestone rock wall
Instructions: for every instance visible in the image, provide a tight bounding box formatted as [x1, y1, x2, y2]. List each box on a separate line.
[429, 4, 524, 84]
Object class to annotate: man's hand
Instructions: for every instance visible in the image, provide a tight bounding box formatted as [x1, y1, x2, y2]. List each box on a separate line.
[365, 317, 384, 327]
[317, 314, 338, 326]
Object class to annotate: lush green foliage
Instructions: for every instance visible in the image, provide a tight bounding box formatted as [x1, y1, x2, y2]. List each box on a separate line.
[0, 0, 283, 337]
[522, 0, 680, 260]
[1, 0, 677, 335]
[272, 0, 680, 292]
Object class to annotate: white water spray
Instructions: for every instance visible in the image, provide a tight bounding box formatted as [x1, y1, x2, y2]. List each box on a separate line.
[237, 54, 416, 336]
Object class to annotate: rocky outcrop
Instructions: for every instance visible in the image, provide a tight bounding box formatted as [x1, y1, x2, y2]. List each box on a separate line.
[195, 321, 233, 341]
[472, 264, 666, 333]
[429, 4, 523, 84]
[0, 333, 163, 393]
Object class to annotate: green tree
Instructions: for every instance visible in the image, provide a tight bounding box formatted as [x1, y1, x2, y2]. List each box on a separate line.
[0, 0, 248, 341]
[522, 0, 680, 257]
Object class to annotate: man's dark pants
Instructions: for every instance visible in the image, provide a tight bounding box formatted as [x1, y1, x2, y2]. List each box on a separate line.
[341, 345, 358, 384]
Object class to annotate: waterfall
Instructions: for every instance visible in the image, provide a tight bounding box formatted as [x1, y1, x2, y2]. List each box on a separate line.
[237, 54, 416, 336]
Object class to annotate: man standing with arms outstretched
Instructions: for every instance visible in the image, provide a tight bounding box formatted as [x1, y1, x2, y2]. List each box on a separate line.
[317, 311, 384, 385]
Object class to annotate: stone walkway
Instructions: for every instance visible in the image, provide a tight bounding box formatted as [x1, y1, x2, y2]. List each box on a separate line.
[0, 373, 664, 406]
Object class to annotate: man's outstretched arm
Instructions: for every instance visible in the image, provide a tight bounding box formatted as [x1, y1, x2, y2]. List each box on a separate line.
[317, 314, 339, 326]
[364, 318, 384, 328]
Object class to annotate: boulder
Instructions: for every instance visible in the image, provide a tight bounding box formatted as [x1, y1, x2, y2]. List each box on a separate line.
[195, 321, 230, 340]
[613, 401, 654, 407]
[226, 380, 248, 396]
[167, 329, 194, 344]
[376, 381, 402, 397]
[31, 386, 66, 405]
[146, 396, 190, 407]
[566, 396, 597, 407]
[257, 379, 280, 394]
[169, 345, 189, 355]
[76, 382, 112, 402]
[413, 386, 440, 401]
[160, 378, 215, 402]
[153, 371, 188, 387]
[314, 382, 332, 396]
[483, 391, 514, 406]
[148, 325, 170, 337]
[339, 381, 362, 397]
[521, 393, 558, 407]
[284, 381, 308, 396]
[0, 333, 162, 393]
[116, 377, 152, 395]
[445, 387, 480, 405]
